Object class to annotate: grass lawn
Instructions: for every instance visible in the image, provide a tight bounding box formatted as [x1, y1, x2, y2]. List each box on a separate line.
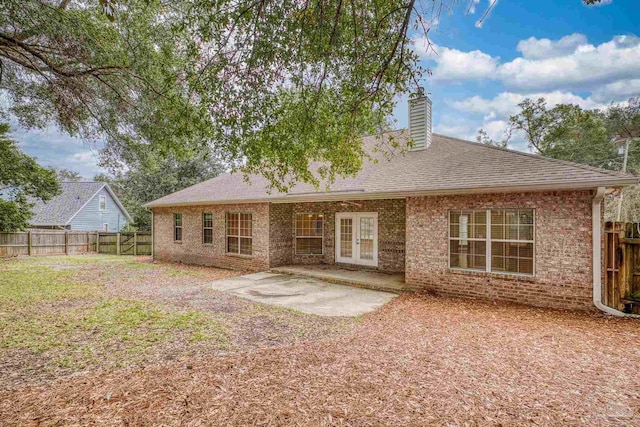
[0, 255, 356, 389]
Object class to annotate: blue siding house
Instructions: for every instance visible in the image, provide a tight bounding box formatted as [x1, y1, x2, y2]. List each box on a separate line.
[30, 182, 132, 231]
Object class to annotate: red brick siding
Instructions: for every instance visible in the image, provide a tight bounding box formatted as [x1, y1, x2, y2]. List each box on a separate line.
[275, 199, 406, 272]
[405, 190, 597, 311]
[152, 203, 269, 271]
[269, 203, 293, 267]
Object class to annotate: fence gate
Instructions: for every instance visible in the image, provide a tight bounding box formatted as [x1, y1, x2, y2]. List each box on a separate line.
[96, 232, 152, 256]
[604, 222, 640, 313]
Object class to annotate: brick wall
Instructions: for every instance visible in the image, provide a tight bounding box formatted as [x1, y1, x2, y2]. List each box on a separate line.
[152, 191, 599, 311]
[269, 203, 293, 267]
[270, 199, 405, 272]
[152, 203, 270, 271]
[405, 190, 596, 311]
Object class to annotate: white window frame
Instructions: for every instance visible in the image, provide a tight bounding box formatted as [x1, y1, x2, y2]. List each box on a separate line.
[448, 209, 535, 276]
[295, 213, 324, 255]
[99, 195, 106, 211]
[226, 212, 252, 255]
[202, 212, 213, 245]
[174, 213, 183, 242]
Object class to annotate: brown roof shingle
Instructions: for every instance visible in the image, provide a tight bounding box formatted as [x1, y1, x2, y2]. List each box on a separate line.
[146, 131, 637, 207]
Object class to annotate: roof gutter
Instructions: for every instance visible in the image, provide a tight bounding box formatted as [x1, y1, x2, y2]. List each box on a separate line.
[592, 186, 639, 318]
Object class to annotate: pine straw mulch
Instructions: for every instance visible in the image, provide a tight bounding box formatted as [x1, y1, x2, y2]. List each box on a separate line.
[1, 294, 639, 426]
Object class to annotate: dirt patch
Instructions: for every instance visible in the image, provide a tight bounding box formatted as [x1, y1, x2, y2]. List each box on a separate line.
[2, 294, 639, 426]
[0, 256, 356, 390]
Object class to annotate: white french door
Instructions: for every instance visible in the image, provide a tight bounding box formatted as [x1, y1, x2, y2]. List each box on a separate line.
[335, 212, 378, 267]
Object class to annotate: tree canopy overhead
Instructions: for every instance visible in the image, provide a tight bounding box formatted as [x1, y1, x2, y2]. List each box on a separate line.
[1, 0, 428, 191]
[1, 0, 610, 191]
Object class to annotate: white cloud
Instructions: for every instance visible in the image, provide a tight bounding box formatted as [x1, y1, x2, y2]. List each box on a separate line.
[10, 122, 105, 178]
[421, 34, 640, 95]
[483, 111, 497, 121]
[71, 151, 97, 164]
[482, 119, 509, 140]
[499, 35, 640, 91]
[450, 91, 607, 119]
[415, 40, 499, 81]
[592, 79, 640, 102]
[516, 33, 588, 59]
[433, 120, 479, 142]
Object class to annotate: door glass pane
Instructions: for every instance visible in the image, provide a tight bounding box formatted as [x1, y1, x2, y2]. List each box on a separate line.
[359, 217, 374, 260]
[340, 218, 352, 258]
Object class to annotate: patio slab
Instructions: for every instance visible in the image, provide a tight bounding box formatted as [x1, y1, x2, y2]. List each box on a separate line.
[270, 265, 406, 293]
[210, 272, 397, 316]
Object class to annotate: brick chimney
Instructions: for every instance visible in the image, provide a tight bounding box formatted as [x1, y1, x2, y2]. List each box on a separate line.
[408, 89, 432, 151]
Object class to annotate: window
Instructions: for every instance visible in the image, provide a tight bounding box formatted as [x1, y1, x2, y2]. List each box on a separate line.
[490, 209, 534, 275]
[226, 213, 252, 255]
[174, 213, 182, 242]
[203, 213, 213, 244]
[449, 209, 534, 275]
[295, 213, 324, 255]
[449, 210, 487, 270]
[99, 195, 106, 211]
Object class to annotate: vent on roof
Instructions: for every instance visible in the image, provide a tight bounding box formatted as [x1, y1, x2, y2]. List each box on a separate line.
[409, 90, 432, 151]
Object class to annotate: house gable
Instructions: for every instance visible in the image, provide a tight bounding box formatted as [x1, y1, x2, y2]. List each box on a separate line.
[68, 186, 129, 231]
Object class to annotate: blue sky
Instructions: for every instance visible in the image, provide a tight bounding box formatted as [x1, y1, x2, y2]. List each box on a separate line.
[394, 0, 640, 150]
[11, 0, 640, 178]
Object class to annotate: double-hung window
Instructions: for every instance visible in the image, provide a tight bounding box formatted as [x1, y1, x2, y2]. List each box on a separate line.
[203, 213, 213, 244]
[449, 209, 534, 275]
[226, 213, 252, 255]
[295, 213, 324, 255]
[174, 213, 183, 242]
[99, 195, 106, 211]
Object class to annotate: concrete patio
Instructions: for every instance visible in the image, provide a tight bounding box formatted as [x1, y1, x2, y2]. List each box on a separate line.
[270, 264, 406, 293]
[210, 271, 397, 316]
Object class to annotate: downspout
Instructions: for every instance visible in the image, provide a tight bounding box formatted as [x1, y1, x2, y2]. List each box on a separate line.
[148, 208, 154, 260]
[592, 187, 640, 318]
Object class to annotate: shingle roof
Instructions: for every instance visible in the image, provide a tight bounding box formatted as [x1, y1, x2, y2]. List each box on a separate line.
[30, 182, 110, 226]
[146, 131, 638, 208]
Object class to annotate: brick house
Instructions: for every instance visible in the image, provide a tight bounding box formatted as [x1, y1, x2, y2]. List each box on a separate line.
[146, 95, 637, 312]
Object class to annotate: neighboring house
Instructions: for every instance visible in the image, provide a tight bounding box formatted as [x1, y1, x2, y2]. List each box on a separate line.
[30, 182, 132, 231]
[146, 94, 638, 311]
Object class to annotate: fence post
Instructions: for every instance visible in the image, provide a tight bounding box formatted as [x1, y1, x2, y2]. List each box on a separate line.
[64, 232, 69, 255]
[96, 232, 100, 254]
[86, 232, 90, 253]
[27, 231, 32, 256]
[133, 232, 137, 256]
[116, 233, 121, 255]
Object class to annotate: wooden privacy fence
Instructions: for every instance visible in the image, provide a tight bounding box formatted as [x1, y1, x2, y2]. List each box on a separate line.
[0, 231, 151, 258]
[95, 232, 152, 255]
[604, 222, 640, 313]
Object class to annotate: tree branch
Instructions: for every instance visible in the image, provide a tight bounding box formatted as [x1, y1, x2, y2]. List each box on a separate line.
[0, 33, 125, 78]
